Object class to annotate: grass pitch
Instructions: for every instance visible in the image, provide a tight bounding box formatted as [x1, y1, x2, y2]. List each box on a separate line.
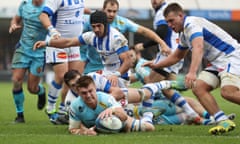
[0, 82, 239, 144]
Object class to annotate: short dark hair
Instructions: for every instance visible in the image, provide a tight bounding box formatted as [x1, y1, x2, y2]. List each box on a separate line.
[163, 3, 184, 17]
[75, 76, 95, 88]
[103, 0, 119, 9]
[63, 70, 81, 86]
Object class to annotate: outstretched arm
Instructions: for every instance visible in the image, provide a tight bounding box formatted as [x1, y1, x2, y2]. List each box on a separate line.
[136, 26, 171, 55]
[33, 37, 81, 50]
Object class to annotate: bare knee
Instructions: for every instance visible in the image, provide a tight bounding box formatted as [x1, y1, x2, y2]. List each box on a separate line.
[220, 87, 236, 100]
[12, 76, 23, 90]
[27, 84, 39, 94]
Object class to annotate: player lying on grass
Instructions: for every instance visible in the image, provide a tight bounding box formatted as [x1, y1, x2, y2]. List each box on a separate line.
[68, 76, 156, 135]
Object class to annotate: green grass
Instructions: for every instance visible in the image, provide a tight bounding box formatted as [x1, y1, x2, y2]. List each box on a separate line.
[0, 82, 240, 144]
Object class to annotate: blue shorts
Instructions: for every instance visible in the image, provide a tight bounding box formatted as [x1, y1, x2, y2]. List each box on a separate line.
[11, 48, 45, 77]
[152, 100, 177, 116]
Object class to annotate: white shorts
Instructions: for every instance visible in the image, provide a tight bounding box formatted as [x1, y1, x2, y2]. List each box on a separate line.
[46, 46, 80, 63]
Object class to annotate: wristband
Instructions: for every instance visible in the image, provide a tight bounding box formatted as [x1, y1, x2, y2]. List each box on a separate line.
[112, 71, 121, 77]
[47, 25, 54, 31]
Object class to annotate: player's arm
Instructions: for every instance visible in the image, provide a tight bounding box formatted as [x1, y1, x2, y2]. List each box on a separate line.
[140, 24, 169, 48]
[69, 120, 97, 136]
[118, 51, 132, 75]
[136, 25, 171, 55]
[9, 15, 22, 34]
[143, 48, 187, 69]
[39, 12, 61, 39]
[34, 37, 81, 50]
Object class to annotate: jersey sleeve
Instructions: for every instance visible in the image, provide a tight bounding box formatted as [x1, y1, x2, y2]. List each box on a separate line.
[184, 20, 203, 43]
[125, 18, 139, 33]
[17, 0, 27, 17]
[42, 0, 62, 16]
[113, 34, 129, 55]
[78, 31, 94, 46]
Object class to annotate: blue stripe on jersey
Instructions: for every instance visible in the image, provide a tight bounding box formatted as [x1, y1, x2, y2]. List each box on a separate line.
[106, 26, 110, 51]
[78, 36, 86, 45]
[93, 37, 97, 48]
[227, 63, 231, 72]
[178, 45, 188, 50]
[116, 46, 129, 55]
[190, 32, 203, 42]
[97, 38, 103, 50]
[52, 12, 58, 27]
[165, 27, 172, 48]
[104, 81, 111, 93]
[42, 7, 54, 16]
[203, 28, 235, 54]
[156, 20, 167, 26]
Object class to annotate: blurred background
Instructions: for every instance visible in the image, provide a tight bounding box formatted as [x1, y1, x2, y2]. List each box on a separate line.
[1, 0, 240, 81]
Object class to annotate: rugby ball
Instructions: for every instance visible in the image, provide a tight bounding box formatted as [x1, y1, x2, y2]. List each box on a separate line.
[95, 115, 124, 133]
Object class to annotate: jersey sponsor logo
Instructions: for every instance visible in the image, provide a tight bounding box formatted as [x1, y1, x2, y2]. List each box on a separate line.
[57, 52, 67, 59]
[99, 102, 107, 109]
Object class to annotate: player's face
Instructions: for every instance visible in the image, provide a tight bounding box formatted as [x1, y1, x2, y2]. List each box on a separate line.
[67, 75, 81, 93]
[128, 50, 137, 67]
[91, 23, 105, 38]
[77, 83, 97, 108]
[103, 3, 118, 23]
[165, 11, 184, 33]
[151, 0, 164, 9]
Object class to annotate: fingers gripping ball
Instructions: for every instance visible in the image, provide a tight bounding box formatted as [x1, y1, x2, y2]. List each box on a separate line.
[95, 115, 124, 133]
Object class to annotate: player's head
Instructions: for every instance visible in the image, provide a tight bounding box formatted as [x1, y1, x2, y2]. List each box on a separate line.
[163, 3, 185, 33]
[90, 10, 108, 38]
[102, 0, 119, 23]
[128, 47, 141, 67]
[75, 76, 97, 107]
[64, 70, 81, 92]
[151, 0, 165, 10]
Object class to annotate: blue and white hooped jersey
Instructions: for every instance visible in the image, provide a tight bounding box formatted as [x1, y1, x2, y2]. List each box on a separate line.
[17, 0, 47, 57]
[69, 91, 121, 128]
[78, 26, 129, 72]
[179, 16, 240, 71]
[42, 0, 84, 38]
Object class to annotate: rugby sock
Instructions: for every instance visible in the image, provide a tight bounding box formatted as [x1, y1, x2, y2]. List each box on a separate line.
[214, 111, 228, 122]
[202, 110, 210, 119]
[47, 80, 62, 112]
[13, 88, 25, 113]
[141, 112, 153, 123]
[37, 84, 45, 95]
[58, 102, 66, 114]
[170, 92, 198, 117]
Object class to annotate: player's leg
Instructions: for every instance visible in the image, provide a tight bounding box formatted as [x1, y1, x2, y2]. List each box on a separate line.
[27, 56, 46, 110]
[193, 71, 235, 134]
[124, 116, 155, 132]
[11, 68, 26, 123]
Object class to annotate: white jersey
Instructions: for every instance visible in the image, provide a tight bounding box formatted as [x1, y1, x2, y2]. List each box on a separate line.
[78, 26, 129, 72]
[65, 72, 112, 110]
[153, 3, 183, 74]
[43, 0, 84, 38]
[179, 16, 240, 75]
[43, 0, 84, 63]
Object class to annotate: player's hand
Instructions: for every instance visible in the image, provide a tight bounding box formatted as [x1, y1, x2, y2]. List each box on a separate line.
[33, 41, 46, 50]
[142, 61, 156, 69]
[9, 24, 22, 34]
[134, 43, 144, 51]
[160, 44, 171, 56]
[107, 75, 119, 87]
[85, 128, 97, 136]
[98, 107, 114, 119]
[185, 72, 197, 89]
